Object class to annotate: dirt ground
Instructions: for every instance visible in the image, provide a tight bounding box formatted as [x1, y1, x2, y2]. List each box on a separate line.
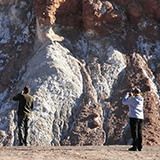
[0, 145, 159, 160]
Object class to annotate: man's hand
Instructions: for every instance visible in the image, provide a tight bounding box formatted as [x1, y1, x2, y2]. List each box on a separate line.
[127, 92, 133, 97]
[21, 91, 24, 94]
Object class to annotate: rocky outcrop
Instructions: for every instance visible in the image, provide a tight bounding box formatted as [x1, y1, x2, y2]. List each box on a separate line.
[0, 0, 35, 146]
[62, 103, 105, 146]
[82, 0, 118, 35]
[0, 0, 160, 146]
[62, 62, 105, 145]
[105, 52, 160, 145]
[0, 0, 35, 93]
[34, 0, 81, 27]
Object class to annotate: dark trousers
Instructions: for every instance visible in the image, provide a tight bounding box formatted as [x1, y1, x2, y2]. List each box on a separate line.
[18, 115, 30, 146]
[130, 118, 143, 149]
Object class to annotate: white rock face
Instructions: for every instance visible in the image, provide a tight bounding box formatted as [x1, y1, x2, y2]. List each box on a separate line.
[101, 46, 126, 95]
[0, 31, 126, 146]
[88, 39, 126, 100]
[0, 10, 127, 144]
[12, 39, 83, 145]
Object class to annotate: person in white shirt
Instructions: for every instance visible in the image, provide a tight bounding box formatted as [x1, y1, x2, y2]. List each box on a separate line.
[122, 88, 144, 151]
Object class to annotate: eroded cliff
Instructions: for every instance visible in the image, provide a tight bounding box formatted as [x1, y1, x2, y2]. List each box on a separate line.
[0, 0, 160, 146]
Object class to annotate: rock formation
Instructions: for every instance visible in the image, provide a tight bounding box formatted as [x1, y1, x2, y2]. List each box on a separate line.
[0, 0, 160, 146]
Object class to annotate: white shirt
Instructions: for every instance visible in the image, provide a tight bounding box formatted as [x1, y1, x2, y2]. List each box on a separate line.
[122, 94, 144, 119]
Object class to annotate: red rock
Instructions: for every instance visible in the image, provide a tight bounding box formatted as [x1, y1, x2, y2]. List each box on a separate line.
[106, 52, 160, 145]
[61, 103, 105, 146]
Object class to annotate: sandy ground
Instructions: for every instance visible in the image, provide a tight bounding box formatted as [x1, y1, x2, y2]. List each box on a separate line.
[0, 145, 159, 160]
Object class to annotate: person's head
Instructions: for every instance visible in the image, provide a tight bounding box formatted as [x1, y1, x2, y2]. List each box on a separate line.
[133, 88, 141, 95]
[24, 86, 30, 94]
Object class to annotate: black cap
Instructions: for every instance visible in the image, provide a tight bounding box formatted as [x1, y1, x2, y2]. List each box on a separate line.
[133, 88, 141, 94]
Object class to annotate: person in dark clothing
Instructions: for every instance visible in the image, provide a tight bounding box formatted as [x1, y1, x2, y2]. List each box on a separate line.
[13, 86, 34, 146]
[122, 88, 144, 151]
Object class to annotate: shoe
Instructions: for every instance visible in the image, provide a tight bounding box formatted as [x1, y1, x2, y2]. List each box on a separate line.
[128, 146, 137, 151]
[138, 146, 142, 151]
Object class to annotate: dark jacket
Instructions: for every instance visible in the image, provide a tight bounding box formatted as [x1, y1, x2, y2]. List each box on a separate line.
[13, 93, 34, 116]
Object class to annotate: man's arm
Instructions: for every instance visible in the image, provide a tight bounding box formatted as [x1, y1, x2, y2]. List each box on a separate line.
[31, 98, 34, 109]
[122, 93, 134, 105]
[13, 93, 22, 101]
